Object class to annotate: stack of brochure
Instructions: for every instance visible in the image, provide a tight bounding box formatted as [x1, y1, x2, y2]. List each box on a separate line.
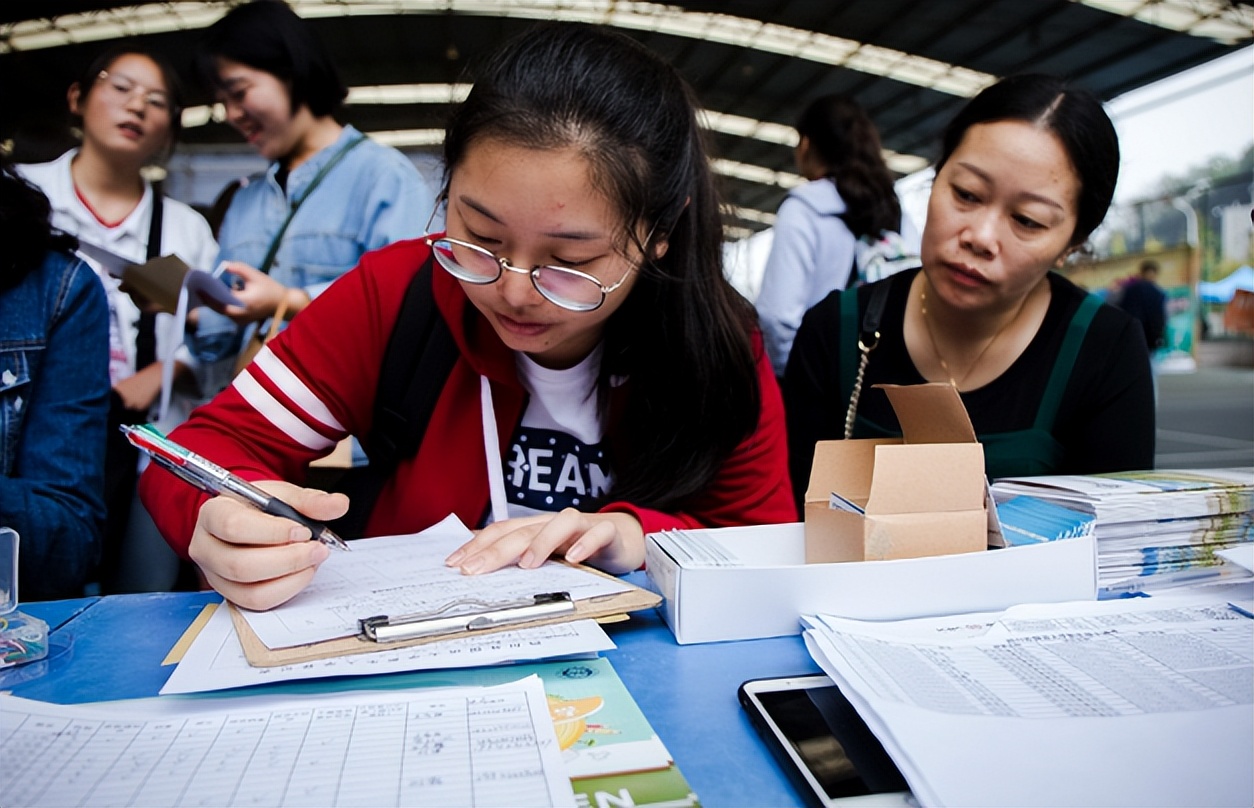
[802, 590, 1254, 807]
[990, 468, 1254, 594]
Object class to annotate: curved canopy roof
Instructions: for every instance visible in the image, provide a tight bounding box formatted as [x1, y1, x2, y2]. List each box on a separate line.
[3, 0, 1251, 234]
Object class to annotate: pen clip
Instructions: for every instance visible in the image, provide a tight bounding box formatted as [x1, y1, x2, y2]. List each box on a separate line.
[358, 592, 575, 643]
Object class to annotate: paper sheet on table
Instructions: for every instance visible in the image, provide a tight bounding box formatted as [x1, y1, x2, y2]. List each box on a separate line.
[1218, 543, 1254, 572]
[162, 597, 615, 694]
[0, 676, 576, 808]
[239, 514, 632, 649]
[803, 589, 1254, 808]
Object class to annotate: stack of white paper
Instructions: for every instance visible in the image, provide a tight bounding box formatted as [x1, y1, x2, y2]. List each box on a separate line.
[803, 590, 1254, 807]
[991, 469, 1254, 594]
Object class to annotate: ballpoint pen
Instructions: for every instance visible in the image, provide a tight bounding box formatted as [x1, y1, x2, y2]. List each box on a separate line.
[120, 423, 350, 552]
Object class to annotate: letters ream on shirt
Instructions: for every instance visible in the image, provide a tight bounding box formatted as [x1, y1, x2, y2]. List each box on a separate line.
[506, 427, 611, 511]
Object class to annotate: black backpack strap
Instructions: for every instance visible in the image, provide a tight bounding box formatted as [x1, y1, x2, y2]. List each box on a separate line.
[328, 256, 460, 537]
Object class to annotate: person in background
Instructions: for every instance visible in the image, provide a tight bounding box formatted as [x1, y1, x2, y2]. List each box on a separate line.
[140, 22, 795, 611]
[189, 0, 437, 373]
[755, 94, 917, 377]
[1114, 259, 1167, 352]
[15, 45, 217, 594]
[0, 166, 110, 601]
[784, 74, 1154, 509]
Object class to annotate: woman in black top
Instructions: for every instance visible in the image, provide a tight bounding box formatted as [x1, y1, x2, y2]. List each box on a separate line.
[784, 74, 1153, 508]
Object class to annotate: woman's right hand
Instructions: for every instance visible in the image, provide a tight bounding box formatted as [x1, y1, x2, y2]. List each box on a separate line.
[188, 481, 349, 611]
[202, 261, 307, 326]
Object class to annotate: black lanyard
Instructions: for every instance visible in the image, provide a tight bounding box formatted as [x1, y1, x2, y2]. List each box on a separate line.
[135, 181, 164, 369]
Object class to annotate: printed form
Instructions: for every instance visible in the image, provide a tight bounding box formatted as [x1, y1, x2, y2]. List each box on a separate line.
[804, 589, 1254, 808]
[241, 515, 630, 648]
[162, 603, 613, 695]
[0, 677, 576, 808]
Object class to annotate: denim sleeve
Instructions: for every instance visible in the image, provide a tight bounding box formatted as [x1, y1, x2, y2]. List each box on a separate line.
[359, 155, 440, 252]
[1, 258, 110, 600]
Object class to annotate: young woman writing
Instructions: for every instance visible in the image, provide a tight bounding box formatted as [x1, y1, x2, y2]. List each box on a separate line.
[141, 23, 795, 611]
[784, 74, 1154, 508]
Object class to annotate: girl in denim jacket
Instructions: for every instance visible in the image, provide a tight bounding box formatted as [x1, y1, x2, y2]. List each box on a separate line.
[0, 167, 110, 600]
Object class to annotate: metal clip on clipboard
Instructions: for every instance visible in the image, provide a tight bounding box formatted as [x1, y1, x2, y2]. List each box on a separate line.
[358, 592, 575, 643]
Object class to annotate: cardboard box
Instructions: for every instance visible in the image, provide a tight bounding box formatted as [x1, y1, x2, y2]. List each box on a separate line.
[645, 523, 1097, 645]
[805, 383, 990, 563]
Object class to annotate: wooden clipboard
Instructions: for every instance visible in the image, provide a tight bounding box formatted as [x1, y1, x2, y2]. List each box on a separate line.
[229, 563, 661, 667]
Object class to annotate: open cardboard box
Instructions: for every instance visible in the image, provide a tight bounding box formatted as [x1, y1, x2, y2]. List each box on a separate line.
[805, 383, 994, 563]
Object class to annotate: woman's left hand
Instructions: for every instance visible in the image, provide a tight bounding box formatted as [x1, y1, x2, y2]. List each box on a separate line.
[445, 509, 645, 576]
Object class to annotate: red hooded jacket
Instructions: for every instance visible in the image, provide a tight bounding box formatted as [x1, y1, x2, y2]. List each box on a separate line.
[140, 239, 795, 556]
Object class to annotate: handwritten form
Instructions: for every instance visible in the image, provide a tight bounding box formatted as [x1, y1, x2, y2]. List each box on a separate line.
[162, 603, 614, 695]
[242, 515, 630, 649]
[804, 589, 1254, 807]
[1, 677, 576, 808]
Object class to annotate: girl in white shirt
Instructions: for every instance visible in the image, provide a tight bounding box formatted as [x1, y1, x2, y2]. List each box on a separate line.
[17, 46, 217, 593]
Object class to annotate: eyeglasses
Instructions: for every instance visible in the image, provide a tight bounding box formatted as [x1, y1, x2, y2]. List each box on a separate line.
[427, 237, 635, 312]
[423, 207, 644, 313]
[96, 70, 171, 113]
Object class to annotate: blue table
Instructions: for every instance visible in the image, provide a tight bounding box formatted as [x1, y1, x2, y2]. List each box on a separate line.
[11, 582, 819, 808]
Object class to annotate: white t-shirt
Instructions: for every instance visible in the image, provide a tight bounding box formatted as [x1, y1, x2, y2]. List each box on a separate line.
[16, 150, 218, 431]
[503, 347, 612, 519]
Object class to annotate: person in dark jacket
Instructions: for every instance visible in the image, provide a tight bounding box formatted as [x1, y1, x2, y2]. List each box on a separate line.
[1115, 260, 1167, 350]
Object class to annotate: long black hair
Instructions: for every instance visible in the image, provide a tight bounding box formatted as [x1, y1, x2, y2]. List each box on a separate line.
[443, 23, 761, 510]
[796, 94, 901, 238]
[0, 164, 77, 291]
[937, 74, 1119, 247]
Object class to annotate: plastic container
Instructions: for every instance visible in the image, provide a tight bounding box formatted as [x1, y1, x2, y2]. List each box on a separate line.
[0, 527, 48, 668]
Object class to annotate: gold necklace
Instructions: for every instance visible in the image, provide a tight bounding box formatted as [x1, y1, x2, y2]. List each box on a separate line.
[918, 280, 1025, 391]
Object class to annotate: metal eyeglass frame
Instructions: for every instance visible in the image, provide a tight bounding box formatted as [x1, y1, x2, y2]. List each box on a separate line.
[96, 69, 172, 112]
[422, 202, 651, 313]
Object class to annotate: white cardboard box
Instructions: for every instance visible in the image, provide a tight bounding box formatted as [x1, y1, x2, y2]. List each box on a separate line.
[645, 522, 1097, 645]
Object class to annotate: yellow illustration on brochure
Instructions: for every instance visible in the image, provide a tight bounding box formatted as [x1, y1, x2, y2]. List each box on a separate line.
[548, 694, 607, 750]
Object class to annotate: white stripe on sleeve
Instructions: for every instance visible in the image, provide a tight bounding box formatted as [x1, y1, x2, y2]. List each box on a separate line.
[253, 345, 346, 431]
[233, 370, 337, 451]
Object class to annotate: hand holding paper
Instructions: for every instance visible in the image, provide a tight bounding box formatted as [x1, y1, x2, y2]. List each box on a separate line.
[76, 240, 242, 315]
[212, 261, 309, 325]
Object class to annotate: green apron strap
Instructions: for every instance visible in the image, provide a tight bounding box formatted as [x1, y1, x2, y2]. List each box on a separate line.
[1034, 292, 1102, 430]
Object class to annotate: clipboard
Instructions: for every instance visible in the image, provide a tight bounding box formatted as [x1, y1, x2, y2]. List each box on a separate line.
[228, 562, 661, 667]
